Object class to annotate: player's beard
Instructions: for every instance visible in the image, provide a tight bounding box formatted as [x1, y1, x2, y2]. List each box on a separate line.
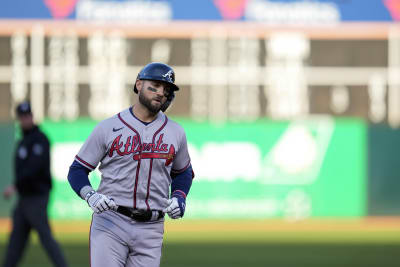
[139, 90, 162, 115]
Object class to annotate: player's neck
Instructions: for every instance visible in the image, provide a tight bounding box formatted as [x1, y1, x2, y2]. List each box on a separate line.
[132, 104, 158, 122]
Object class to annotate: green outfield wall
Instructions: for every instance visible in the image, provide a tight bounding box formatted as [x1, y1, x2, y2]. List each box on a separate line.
[0, 123, 16, 217]
[31, 116, 366, 220]
[4, 118, 400, 219]
[368, 124, 400, 216]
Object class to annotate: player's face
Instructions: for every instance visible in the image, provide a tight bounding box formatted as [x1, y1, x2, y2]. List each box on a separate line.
[138, 80, 171, 114]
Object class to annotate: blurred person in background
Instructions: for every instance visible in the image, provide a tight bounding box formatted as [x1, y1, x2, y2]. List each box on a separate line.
[2, 101, 68, 267]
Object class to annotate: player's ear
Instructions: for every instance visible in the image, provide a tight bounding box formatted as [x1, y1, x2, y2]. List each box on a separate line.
[135, 80, 142, 93]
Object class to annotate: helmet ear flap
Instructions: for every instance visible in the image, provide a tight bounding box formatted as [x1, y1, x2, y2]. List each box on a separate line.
[161, 91, 175, 112]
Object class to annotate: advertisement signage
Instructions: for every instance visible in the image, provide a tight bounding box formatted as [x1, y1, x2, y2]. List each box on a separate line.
[0, 0, 398, 22]
[42, 117, 366, 220]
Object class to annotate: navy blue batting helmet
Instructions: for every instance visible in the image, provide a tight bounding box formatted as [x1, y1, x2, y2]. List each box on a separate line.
[133, 62, 179, 94]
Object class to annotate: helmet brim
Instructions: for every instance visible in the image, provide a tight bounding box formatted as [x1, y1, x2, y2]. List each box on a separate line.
[133, 79, 179, 94]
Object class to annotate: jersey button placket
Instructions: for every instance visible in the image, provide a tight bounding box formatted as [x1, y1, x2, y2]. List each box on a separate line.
[145, 128, 151, 141]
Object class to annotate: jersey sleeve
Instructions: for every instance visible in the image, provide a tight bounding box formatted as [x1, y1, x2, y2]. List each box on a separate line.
[171, 129, 191, 174]
[75, 122, 107, 171]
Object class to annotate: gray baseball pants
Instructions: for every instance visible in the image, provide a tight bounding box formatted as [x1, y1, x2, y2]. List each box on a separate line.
[90, 210, 164, 267]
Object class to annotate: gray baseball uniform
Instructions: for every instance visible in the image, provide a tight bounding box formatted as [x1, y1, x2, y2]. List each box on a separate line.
[75, 107, 191, 266]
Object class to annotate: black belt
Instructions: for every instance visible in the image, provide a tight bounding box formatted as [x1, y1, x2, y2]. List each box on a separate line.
[116, 206, 164, 222]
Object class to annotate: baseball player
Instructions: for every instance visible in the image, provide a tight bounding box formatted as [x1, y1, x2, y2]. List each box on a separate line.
[67, 62, 194, 267]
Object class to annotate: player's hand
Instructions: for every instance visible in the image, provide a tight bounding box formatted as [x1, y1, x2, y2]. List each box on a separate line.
[163, 191, 186, 219]
[3, 185, 16, 200]
[85, 191, 117, 213]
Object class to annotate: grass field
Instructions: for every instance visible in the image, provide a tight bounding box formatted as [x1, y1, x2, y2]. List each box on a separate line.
[1, 218, 399, 267]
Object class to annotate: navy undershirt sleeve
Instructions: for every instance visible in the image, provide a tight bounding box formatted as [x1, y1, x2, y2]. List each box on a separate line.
[67, 160, 92, 197]
[171, 164, 194, 197]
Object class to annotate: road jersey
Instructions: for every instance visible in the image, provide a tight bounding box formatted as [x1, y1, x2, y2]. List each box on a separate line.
[75, 107, 191, 211]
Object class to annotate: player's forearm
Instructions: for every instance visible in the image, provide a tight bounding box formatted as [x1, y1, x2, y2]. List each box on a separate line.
[171, 164, 194, 197]
[68, 160, 92, 199]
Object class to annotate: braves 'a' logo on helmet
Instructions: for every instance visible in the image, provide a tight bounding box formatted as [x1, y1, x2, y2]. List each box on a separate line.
[162, 70, 174, 82]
